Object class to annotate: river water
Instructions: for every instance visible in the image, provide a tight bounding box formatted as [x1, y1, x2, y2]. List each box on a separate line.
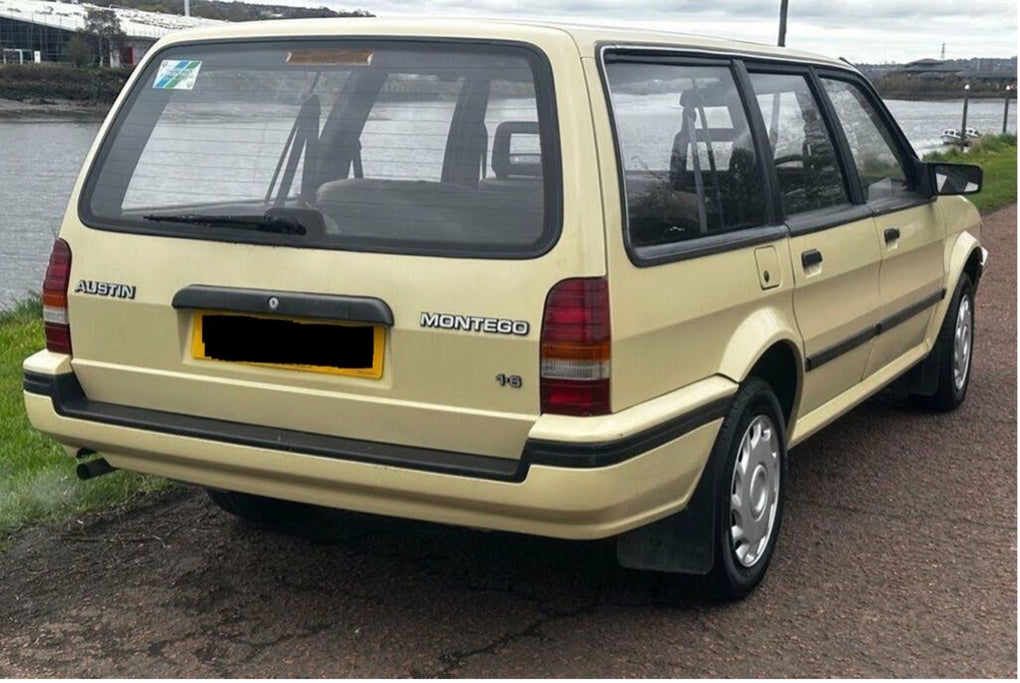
[0, 98, 1015, 310]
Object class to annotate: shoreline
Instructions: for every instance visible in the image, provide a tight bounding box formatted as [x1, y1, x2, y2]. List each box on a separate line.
[877, 92, 1018, 102]
[1, 91, 1012, 120]
[0, 97, 108, 119]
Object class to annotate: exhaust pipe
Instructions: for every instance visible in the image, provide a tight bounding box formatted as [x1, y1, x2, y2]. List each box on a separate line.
[76, 457, 116, 481]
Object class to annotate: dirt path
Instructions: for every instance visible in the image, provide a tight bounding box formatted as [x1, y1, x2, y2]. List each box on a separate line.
[1, 206, 1015, 677]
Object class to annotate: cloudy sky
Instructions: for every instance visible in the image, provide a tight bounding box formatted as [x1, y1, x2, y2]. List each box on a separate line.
[310, 0, 1017, 64]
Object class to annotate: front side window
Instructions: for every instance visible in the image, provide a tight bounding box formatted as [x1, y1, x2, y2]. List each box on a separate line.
[84, 41, 559, 258]
[747, 72, 849, 216]
[821, 78, 914, 203]
[604, 60, 766, 249]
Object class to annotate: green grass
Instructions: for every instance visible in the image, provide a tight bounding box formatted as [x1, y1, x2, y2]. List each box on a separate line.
[0, 297, 168, 545]
[924, 134, 1018, 213]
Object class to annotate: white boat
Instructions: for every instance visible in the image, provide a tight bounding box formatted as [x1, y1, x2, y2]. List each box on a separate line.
[940, 127, 981, 145]
[941, 128, 962, 144]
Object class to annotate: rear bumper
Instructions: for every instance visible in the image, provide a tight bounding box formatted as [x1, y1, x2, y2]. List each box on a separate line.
[23, 365, 730, 540]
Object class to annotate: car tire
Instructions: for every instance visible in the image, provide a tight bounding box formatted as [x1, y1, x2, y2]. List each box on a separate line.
[915, 274, 974, 412]
[205, 488, 312, 526]
[703, 378, 788, 600]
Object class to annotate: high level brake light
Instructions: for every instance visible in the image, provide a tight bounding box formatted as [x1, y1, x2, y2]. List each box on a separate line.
[539, 277, 610, 416]
[42, 239, 73, 354]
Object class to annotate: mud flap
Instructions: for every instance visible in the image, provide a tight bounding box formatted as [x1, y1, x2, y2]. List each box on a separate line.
[891, 349, 941, 396]
[616, 455, 719, 575]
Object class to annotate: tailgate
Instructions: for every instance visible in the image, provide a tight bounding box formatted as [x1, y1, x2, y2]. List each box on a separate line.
[59, 33, 605, 461]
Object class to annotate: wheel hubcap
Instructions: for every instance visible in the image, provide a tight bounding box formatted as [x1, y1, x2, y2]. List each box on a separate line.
[953, 294, 972, 392]
[730, 415, 780, 568]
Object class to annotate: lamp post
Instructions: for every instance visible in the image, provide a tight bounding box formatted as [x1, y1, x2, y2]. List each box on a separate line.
[778, 0, 789, 47]
[1004, 84, 1013, 135]
[959, 83, 970, 151]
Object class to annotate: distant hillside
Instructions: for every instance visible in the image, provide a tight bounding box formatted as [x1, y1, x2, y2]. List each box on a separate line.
[854, 56, 1017, 82]
[87, 0, 372, 22]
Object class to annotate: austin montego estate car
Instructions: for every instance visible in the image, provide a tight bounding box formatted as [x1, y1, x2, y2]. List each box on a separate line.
[23, 19, 987, 599]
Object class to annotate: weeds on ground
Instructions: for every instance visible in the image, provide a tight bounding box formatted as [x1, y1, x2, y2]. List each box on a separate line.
[0, 296, 168, 545]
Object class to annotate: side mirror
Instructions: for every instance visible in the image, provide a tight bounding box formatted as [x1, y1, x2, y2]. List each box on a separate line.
[927, 162, 983, 196]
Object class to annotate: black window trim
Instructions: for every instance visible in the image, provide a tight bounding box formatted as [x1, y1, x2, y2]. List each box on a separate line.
[77, 35, 564, 261]
[784, 203, 873, 237]
[598, 45, 788, 267]
[742, 60, 863, 209]
[813, 67, 937, 216]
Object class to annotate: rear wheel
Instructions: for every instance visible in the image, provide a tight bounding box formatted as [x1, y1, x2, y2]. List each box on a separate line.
[915, 274, 974, 412]
[205, 488, 313, 526]
[704, 378, 787, 600]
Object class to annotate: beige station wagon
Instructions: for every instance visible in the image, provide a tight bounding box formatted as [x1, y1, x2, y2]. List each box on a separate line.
[23, 19, 987, 599]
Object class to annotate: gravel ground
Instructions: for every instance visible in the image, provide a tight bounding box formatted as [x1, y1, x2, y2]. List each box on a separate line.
[0, 206, 1015, 677]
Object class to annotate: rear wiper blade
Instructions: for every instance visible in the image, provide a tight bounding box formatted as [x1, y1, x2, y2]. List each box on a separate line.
[142, 213, 306, 235]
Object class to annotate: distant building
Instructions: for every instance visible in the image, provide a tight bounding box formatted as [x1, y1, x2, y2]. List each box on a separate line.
[0, 0, 223, 65]
[893, 58, 959, 79]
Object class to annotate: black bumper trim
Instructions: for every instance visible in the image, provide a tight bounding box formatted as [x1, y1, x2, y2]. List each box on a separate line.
[25, 371, 524, 482]
[522, 397, 730, 468]
[23, 372, 729, 481]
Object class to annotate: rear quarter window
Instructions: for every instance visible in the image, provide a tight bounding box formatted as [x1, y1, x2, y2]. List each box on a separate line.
[603, 59, 767, 251]
[82, 40, 561, 258]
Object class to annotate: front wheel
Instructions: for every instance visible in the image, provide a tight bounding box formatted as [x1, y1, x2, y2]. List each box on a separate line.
[704, 378, 788, 600]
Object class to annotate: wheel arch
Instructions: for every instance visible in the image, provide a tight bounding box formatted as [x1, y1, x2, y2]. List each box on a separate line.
[928, 231, 985, 344]
[716, 308, 804, 435]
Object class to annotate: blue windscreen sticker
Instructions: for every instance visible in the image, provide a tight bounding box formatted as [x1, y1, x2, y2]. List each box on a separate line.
[153, 60, 202, 90]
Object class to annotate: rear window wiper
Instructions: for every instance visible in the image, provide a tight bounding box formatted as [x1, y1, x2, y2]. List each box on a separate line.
[142, 213, 307, 235]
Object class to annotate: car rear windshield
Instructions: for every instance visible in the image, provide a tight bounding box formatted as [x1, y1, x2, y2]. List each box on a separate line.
[81, 40, 560, 258]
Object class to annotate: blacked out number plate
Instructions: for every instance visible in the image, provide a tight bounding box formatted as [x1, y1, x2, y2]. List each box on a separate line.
[191, 311, 384, 379]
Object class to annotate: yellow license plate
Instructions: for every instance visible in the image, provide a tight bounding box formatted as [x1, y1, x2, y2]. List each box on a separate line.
[191, 310, 384, 379]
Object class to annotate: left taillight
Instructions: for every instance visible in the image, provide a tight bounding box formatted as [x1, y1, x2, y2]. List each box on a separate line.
[42, 238, 72, 355]
[540, 277, 611, 416]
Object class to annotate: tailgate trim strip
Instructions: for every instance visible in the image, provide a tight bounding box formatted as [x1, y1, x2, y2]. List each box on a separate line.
[172, 285, 394, 325]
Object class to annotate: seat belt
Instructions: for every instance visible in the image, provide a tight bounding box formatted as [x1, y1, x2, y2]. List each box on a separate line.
[683, 106, 709, 235]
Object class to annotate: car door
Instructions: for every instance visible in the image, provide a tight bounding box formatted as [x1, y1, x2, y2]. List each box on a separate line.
[818, 75, 946, 377]
[744, 67, 882, 416]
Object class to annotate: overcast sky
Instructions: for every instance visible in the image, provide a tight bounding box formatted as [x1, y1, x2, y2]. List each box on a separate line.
[309, 0, 1017, 64]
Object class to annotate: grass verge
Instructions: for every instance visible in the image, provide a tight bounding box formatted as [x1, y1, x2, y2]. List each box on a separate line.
[924, 134, 1017, 213]
[0, 297, 169, 546]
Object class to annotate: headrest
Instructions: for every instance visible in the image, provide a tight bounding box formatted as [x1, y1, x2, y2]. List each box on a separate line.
[492, 121, 542, 179]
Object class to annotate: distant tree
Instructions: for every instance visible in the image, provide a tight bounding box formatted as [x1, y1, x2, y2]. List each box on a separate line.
[83, 7, 126, 67]
[65, 35, 94, 68]
[84, 0, 372, 21]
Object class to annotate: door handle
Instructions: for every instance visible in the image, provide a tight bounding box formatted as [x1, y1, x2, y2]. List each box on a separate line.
[801, 249, 823, 268]
[884, 227, 901, 243]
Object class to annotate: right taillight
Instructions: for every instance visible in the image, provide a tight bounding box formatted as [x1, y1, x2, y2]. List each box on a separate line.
[540, 277, 610, 416]
[42, 239, 72, 355]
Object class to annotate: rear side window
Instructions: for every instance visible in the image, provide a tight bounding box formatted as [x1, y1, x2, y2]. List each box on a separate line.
[83, 40, 560, 258]
[604, 61, 766, 249]
[820, 78, 915, 203]
[746, 72, 849, 216]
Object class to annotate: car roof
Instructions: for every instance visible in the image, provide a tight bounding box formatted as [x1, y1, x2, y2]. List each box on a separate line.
[158, 16, 858, 73]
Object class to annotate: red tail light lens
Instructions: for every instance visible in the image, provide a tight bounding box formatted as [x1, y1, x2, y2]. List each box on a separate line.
[540, 277, 610, 416]
[42, 239, 72, 354]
